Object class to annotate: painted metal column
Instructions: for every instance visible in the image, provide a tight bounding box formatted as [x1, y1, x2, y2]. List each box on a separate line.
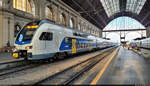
[146, 26, 150, 37]
[0, 8, 3, 51]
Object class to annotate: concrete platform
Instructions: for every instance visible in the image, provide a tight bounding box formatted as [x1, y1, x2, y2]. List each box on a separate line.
[0, 53, 23, 63]
[97, 46, 150, 85]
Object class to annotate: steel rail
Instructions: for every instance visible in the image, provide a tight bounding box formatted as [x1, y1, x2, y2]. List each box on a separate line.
[33, 47, 117, 85]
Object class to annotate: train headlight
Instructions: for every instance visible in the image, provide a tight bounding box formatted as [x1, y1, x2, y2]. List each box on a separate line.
[25, 46, 32, 50]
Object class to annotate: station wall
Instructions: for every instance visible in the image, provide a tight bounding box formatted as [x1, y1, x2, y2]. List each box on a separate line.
[0, 0, 102, 51]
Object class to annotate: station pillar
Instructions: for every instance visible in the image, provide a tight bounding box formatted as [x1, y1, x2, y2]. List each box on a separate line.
[146, 26, 150, 37]
[99, 29, 102, 37]
[0, 10, 3, 51]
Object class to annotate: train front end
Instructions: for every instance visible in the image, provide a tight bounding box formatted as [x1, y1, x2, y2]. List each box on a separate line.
[12, 21, 39, 60]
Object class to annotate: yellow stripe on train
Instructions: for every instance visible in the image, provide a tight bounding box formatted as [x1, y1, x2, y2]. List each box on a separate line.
[72, 39, 77, 54]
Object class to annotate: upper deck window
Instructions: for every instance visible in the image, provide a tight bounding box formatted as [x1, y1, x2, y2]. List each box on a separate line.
[39, 32, 53, 41]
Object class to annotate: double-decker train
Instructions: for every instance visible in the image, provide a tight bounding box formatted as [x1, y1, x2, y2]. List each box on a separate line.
[140, 38, 150, 49]
[12, 20, 117, 60]
[129, 37, 150, 49]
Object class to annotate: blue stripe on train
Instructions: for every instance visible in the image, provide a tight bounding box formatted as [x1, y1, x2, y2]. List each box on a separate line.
[59, 38, 95, 51]
[59, 38, 72, 51]
[15, 40, 31, 45]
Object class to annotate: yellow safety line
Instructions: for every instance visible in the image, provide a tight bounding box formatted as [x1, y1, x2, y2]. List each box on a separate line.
[90, 48, 118, 85]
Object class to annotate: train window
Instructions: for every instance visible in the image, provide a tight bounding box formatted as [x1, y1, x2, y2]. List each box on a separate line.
[76, 43, 80, 49]
[65, 38, 69, 43]
[26, 31, 35, 36]
[84, 44, 86, 48]
[76, 43, 78, 49]
[47, 32, 53, 40]
[73, 32, 78, 36]
[65, 37, 72, 43]
[16, 28, 36, 41]
[39, 32, 53, 41]
[39, 32, 46, 40]
[86, 44, 88, 48]
[79, 43, 81, 48]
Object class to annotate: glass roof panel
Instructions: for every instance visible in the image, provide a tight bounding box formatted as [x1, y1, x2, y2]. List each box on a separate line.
[126, 0, 147, 14]
[100, 0, 146, 17]
[100, 0, 120, 17]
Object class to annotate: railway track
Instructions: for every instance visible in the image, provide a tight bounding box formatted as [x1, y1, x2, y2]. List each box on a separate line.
[0, 60, 24, 65]
[0, 60, 28, 70]
[33, 47, 118, 85]
[0, 62, 44, 80]
[0, 47, 112, 71]
[0, 60, 49, 80]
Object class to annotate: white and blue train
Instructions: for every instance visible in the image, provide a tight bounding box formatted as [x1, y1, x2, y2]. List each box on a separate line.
[12, 20, 116, 60]
[129, 37, 150, 49]
[140, 38, 150, 49]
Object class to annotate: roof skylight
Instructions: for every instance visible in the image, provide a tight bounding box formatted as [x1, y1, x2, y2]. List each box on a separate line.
[100, 0, 120, 17]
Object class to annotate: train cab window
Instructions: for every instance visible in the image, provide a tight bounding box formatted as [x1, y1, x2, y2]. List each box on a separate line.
[16, 25, 37, 41]
[39, 32, 53, 41]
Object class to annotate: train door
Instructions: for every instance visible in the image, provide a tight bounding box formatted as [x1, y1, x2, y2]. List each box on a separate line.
[96, 39, 98, 48]
[72, 39, 77, 54]
[35, 32, 46, 54]
[89, 40, 92, 51]
[45, 31, 55, 53]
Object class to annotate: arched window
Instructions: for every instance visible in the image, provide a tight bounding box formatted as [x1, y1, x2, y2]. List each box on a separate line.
[87, 27, 90, 33]
[69, 18, 74, 28]
[27, 0, 32, 13]
[13, 0, 34, 14]
[93, 29, 95, 34]
[84, 25, 86, 33]
[78, 23, 81, 30]
[14, 24, 21, 37]
[60, 13, 66, 25]
[45, 7, 53, 20]
[85, 25, 88, 33]
[81, 24, 84, 32]
[53, 11, 56, 22]
[0, 0, 2, 7]
[95, 30, 97, 35]
[83, 23, 86, 32]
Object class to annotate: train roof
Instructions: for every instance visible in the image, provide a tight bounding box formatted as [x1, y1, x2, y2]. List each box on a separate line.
[30, 19, 101, 39]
